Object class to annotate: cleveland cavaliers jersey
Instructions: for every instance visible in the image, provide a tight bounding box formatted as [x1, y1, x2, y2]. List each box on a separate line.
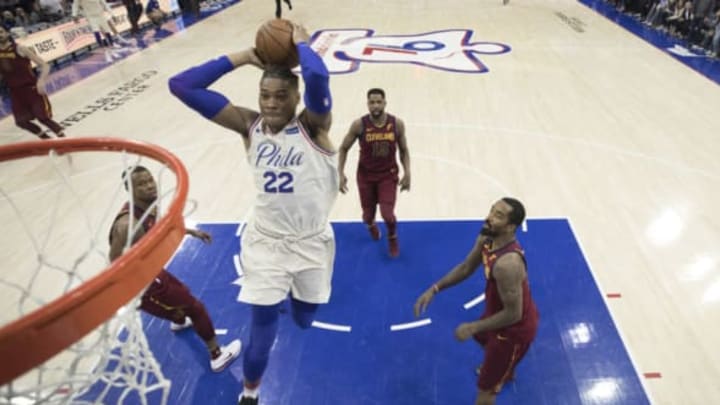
[0, 43, 36, 88]
[480, 238, 539, 341]
[357, 113, 399, 175]
[108, 202, 157, 246]
[247, 116, 339, 237]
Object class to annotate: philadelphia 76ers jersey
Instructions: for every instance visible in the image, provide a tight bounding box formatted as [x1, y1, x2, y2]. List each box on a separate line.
[246, 116, 339, 236]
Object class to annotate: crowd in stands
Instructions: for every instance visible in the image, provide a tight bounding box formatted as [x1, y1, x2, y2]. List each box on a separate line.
[0, 0, 235, 101]
[608, 0, 720, 57]
[4, 0, 716, 109]
[0, 0, 185, 36]
[1, 0, 76, 34]
[0, 0, 169, 98]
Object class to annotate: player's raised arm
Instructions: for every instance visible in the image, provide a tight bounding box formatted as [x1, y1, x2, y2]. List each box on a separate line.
[108, 215, 130, 262]
[293, 24, 332, 134]
[168, 50, 264, 142]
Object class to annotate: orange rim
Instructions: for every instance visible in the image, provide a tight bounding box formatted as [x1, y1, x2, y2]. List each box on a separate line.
[0, 137, 189, 385]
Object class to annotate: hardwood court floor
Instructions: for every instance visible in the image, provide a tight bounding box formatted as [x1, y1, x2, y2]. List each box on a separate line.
[1, 0, 719, 403]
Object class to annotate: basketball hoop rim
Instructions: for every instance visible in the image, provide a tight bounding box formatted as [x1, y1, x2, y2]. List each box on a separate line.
[0, 137, 189, 386]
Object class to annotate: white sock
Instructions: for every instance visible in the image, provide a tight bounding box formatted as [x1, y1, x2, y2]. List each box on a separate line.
[241, 386, 259, 399]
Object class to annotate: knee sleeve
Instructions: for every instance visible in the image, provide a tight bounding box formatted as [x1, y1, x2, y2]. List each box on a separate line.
[243, 303, 281, 383]
[290, 298, 318, 329]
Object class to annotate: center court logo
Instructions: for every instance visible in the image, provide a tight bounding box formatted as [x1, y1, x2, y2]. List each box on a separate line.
[309, 29, 511, 74]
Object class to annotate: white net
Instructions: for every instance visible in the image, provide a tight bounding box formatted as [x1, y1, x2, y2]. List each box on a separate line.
[0, 139, 186, 404]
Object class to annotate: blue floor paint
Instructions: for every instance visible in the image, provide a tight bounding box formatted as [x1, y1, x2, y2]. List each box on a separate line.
[115, 219, 651, 404]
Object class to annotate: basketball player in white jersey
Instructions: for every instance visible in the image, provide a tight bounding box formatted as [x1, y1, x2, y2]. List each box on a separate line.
[169, 24, 336, 405]
[71, 0, 131, 61]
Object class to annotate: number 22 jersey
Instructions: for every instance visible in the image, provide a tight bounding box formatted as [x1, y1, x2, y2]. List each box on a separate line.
[247, 116, 339, 237]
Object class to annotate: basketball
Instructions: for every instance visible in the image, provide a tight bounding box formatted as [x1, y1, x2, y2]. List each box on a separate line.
[255, 19, 299, 68]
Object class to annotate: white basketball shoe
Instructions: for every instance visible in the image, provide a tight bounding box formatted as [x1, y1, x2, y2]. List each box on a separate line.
[210, 339, 242, 372]
[170, 317, 193, 332]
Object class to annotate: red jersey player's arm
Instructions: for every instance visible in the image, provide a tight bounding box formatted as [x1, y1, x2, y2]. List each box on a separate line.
[337, 118, 362, 193]
[109, 215, 131, 262]
[16, 44, 50, 87]
[470, 253, 525, 334]
[434, 234, 486, 291]
[396, 118, 411, 191]
[414, 235, 487, 317]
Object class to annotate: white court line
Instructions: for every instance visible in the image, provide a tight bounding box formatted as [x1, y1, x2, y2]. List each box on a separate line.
[311, 321, 352, 332]
[215, 329, 227, 335]
[390, 318, 431, 331]
[235, 221, 246, 237]
[326, 216, 567, 223]
[566, 217, 656, 404]
[164, 217, 568, 225]
[463, 294, 485, 310]
[415, 152, 511, 196]
[233, 254, 243, 276]
[179, 220, 244, 225]
[235, 208, 254, 237]
[410, 122, 720, 180]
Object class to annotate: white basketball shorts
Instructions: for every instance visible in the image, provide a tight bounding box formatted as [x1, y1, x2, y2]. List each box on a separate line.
[239, 223, 336, 306]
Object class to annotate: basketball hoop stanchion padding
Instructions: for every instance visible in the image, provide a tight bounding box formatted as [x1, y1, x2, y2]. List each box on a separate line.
[0, 137, 189, 385]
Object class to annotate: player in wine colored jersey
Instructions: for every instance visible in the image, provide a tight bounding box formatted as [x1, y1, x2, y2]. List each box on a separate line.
[108, 166, 241, 373]
[338, 88, 410, 258]
[414, 198, 539, 405]
[169, 24, 336, 405]
[0, 25, 66, 139]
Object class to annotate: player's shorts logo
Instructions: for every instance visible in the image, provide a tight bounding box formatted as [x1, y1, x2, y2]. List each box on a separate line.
[309, 29, 511, 74]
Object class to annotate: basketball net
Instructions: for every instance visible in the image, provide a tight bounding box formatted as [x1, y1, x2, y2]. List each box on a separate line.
[0, 138, 189, 404]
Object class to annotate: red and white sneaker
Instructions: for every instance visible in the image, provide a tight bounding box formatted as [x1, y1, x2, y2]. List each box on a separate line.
[170, 317, 192, 332]
[210, 339, 241, 372]
[239, 395, 259, 405]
